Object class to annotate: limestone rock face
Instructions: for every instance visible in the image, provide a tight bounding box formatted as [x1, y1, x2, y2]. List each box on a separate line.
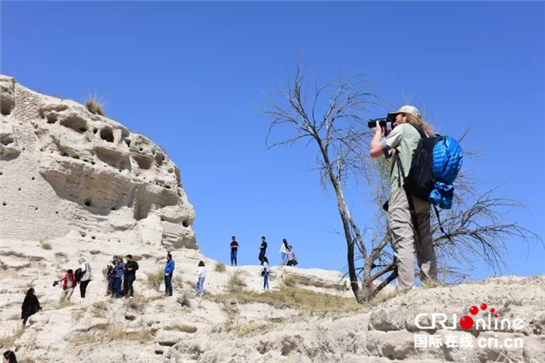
[0, 74, 197, 250]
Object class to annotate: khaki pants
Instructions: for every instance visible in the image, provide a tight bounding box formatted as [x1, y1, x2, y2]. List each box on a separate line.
[387, 188, 437, 290]
[60, 287, 74, 302]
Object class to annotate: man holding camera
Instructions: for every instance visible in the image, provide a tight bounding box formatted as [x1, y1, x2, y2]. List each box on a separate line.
[369, 105, 437, 291]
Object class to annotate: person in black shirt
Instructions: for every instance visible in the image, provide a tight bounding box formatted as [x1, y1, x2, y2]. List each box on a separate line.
[21, 287, 41, 326]
[230, 236, 240, 266]
[258, 236, 268, 263]
[122, 254, 139, 298]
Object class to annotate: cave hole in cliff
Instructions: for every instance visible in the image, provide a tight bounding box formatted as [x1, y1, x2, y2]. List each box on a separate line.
[100, 127, 114, 143]
[84, 199, 91, 207]
[91, 236, 96, 240]
[124, 138, 131, 147]
[0, 136, 14, 146]
[0, 97, 14, 116]
[31, 177, 35, 180]
[60, 116, 88, 134]
[93, 128, 98, 134]
[134, 203, 151, 221]
[133, 155, 152, 170]
[155, 152, 165, 166]
[182, 220, 190, 228]
[46, 113, 58, 124]
[2, 202, 6, 206]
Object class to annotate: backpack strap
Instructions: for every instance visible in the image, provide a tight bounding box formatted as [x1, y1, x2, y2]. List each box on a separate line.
[393, 152, 422, 252]
[409, 123, 427, 138]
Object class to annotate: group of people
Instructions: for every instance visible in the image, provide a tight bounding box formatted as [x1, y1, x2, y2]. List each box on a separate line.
[229, 236, 299, 291]
[229, 236, 299, 267]
[105, 254, 140, 298]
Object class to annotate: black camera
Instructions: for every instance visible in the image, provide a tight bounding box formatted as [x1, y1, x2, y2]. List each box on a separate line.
[368, 114, 396, 136]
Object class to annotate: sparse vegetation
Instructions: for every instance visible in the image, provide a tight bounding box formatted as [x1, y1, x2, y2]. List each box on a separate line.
[215, 262, 226, 273]
[210, 287, 362, 315]
[282, 274, 298, 288]
[72, 308, 86, 321]
[224, 322, 270, 337]
[40, 240, 52, 250]
[165, 324, 198, 333]
[91, 301, 109, 318]
[72, 326, 153, 346]
[146, 269, 164, 291]
[0, 326, 24, 349]
[173, 275, 183, 289]
[177, 291, 191, 308]
[226, 271, 247, 293]
[370, 290, 398, 305]
[55, 252, 67, 258]
[56, 301, 75, 309]
[84, 94, 105, 116]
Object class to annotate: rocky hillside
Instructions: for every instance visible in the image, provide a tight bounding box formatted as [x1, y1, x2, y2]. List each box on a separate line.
[1, 77, 544, 363]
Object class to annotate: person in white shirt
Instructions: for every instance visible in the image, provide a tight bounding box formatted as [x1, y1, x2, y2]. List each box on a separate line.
[279, 239, 289, 265]
[261, 257, 270, 291]
[195, 261, 206, 297]
[78, 258, 92, 298]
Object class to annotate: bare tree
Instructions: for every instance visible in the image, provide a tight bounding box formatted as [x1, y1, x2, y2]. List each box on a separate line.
[258, 59, 542, 303]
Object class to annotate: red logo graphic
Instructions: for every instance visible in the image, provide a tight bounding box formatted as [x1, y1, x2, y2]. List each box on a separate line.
[459, 303, 498, 330]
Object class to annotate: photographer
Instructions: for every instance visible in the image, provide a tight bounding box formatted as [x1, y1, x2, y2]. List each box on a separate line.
[369, 105, 437, 291]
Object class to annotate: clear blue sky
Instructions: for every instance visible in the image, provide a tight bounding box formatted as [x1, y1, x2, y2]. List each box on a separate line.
[2, 2, 544, 281]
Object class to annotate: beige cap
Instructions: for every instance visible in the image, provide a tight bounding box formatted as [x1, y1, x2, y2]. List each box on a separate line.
[388, 105, 421, 118]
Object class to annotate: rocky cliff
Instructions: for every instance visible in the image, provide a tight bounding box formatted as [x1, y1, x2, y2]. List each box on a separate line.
[0, 74, 196, 251]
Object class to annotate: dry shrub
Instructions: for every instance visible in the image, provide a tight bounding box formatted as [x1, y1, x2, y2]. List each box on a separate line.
[226, 271, 247, 293]
[215, 262, 226, 273]
[85, 94, 106, 116]
[177, 291, 191, 308]
[56, 301, 75, 309]
[173, 275, 183, 289]
[92, 301, 109, 318]
[0, 326, 24, 349]
[165, 324, 198, 333]
[40, 241, 52, 250]
[146, 269, 164, 291]
[282, 274, 298, 288]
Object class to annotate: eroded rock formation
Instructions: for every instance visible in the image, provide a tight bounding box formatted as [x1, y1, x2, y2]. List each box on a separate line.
[0, 74, 197, 250]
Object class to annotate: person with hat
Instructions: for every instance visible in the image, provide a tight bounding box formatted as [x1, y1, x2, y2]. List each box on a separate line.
[369, 105, 437, 291]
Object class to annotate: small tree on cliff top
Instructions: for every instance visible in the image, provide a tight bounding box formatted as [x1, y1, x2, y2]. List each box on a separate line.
[257, 58, 542, 303]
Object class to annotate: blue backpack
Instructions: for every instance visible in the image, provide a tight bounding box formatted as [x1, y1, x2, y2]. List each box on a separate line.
[398, 124, 463, 209]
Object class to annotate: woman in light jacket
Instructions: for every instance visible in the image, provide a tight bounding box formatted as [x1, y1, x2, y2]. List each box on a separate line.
[279, 239, 289, 265]
[261, 257, 270, 291]
[195, 261, 206, 297]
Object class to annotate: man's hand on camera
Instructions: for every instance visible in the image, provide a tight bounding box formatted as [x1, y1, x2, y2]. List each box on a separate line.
[375, 121, 385, 138]
[370, 121, 387, 158]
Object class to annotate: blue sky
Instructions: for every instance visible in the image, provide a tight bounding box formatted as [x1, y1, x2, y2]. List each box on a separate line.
[2, 2, 544, 281]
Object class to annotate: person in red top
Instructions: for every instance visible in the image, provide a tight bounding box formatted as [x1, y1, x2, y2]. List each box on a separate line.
[57, 269, 77, 303]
